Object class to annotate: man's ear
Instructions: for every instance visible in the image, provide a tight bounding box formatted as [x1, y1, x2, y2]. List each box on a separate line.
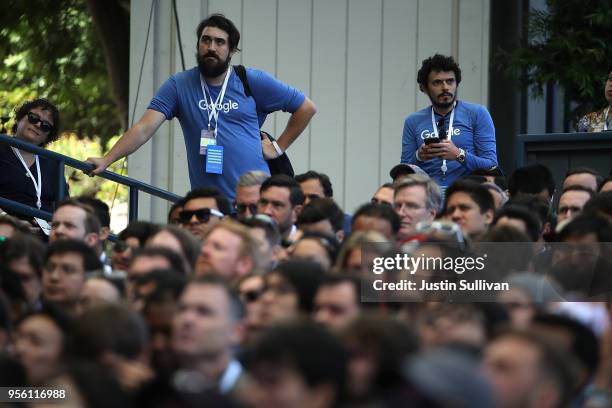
[291, 204, 303, 224]
[419, 84, 424, 93]
[484, 209, 494, 226]
[84, 232, 100, 249]
[99, 226, 110, 242]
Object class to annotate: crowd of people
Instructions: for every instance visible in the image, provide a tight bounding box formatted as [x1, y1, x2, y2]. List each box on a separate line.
[0, 162, 611, 407]
[1, 11, 612, 408]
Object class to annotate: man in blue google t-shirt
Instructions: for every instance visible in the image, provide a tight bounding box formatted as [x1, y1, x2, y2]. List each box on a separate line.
[401, 54, 498, 192]
[87, 14, 316, 202]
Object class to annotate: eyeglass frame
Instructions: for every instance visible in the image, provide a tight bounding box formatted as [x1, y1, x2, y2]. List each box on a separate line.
[178, 207, 224, 224]
[26, 112, 54, 133]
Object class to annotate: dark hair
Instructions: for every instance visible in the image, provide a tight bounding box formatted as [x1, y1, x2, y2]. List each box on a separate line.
[46, 239, 103, 273]
[295, 171, 334, 198]
[273, 259, 325, 313]
[131, 246, 189, 276]
[582, 191, 612, 220]
[75, 196, 110, 228]
[444, 180, 494, 214]
[119, 221, 161, 248]
[319, 274, 360, 301]
[352, 203, 401, 235]
[188, 275, 245, 322]
[73, 303, 149, 360]
[261, 174, 305, 207]
[12, 98, 61, 146]
[0, 266, 28, 307]
[196, 14, 241, 52]
[558, 214, 612, 242]
[183, 187, 231, 216]
[55, 199, 101, 235]
[417, 54, 462, 87]
[243, 320, 347, 402]
[142, 268, 187, 307]
[508, 164, 556, 198]
[532, 314, 599, 380]
[0, 233, 46, 277]
[240, 215, 281, 247]
[341, 316, 419, 392]
[0, 214, 31, 235]
[506, 195, 550, 226]
[565, 167, 603, 191]
[18, 303, 73, 357]
[297, 198, 344, 233]
[167, 197, 185, 223]
[493, 205, 541, 241]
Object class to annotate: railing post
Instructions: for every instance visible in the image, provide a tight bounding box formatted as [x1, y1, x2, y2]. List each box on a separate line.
[57, 160, 66, 199]
[129, 186, 139, 222]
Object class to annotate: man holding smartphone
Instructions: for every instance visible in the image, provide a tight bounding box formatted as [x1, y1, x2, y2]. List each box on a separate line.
[401, 54, 498, 191]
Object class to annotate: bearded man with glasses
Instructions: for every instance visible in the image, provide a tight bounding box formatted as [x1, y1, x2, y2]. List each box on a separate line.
[0, 98, 67, 224]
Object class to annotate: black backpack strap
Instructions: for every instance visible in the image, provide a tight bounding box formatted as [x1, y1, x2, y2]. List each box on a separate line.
[233, 65, 252, 97]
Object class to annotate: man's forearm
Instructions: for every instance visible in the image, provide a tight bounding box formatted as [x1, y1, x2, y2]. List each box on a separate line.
[276, 97, 317, 151]
[103, 109, 165, 165]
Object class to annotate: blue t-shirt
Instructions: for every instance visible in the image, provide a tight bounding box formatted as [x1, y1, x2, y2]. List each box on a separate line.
[401, 101, 498, 188]
[149, 67, 305, 200]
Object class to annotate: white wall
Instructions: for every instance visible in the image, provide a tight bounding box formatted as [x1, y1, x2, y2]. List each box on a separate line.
[129, 0, 490, 221]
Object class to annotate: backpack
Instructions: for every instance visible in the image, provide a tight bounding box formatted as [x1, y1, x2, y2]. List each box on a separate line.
[233, 65, 295, 177]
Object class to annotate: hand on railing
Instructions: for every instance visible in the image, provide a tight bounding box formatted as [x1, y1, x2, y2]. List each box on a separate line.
[85, 156, 110, 176]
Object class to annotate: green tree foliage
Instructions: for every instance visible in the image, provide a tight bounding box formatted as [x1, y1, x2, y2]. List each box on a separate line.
[0, 0, 123, 144]
[496, 0, 612, 123]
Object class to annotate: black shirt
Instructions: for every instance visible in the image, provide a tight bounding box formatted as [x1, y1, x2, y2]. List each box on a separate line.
[0, 143, 68, 217]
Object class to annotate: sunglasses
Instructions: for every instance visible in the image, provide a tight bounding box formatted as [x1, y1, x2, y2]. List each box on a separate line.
[26, 112, 54, 133]
[235, 203, 258, 216]
[179, 208, 224, 223]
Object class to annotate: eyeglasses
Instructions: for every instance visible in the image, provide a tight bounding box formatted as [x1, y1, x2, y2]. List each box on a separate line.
[179, 208, 224, 224]
[26, 112, 54, 133]
[235, 203, 258, 216]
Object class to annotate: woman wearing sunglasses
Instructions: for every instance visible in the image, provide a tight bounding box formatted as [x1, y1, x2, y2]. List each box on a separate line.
[0, 98, 66, 224]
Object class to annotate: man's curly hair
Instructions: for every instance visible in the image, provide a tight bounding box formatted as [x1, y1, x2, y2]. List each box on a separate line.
[417, 54, 462, 87]
[12, 98, 61, 146]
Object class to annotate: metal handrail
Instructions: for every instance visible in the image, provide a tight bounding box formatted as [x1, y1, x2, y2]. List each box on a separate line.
[0, 134, 182, 222]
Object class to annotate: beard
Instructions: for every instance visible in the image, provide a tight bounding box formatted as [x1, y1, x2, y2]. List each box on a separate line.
[197, 52, 231, 78]
[431, 92, 456, 110]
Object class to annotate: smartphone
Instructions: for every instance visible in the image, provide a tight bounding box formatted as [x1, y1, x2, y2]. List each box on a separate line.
[424, 137, 440, 145]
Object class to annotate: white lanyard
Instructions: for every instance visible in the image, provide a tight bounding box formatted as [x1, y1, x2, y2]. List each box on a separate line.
[605, 106, 610, 131]
[200, 66, 232, 137]
[12, 147, 42, 209]
[431, 101, 456, 174]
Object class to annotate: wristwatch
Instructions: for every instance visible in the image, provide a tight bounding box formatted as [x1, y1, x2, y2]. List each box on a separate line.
[456, 148, 466, 164]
